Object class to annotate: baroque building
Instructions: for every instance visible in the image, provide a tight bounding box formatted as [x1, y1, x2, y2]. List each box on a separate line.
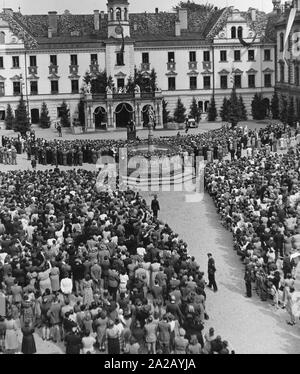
[0, 1, 278, 130]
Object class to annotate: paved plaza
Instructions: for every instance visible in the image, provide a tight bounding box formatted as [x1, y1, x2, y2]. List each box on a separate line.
[1, 120, 300, 354]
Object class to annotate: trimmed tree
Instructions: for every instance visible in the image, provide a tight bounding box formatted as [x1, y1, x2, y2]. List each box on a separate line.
[239, 96, 248, 121]
[228, 87, 240, 127]
[60, 101, 70, 127]
[287, 96, 296, 126]
[189, 97, 201, 123]
[173, 98, 186, 123]
[271, 91, 280, 120]
[162, 99, 171, 124]
[279, 95, 288, 124]
[78, 98, 85, 126]
[40, 102, 50, 128]
[5, 104, 14, 130]
[208, 95, 217, 121]
[14, 94, 30, 134]
[251, 93, 266, 120]
[219, 97, 230, 122]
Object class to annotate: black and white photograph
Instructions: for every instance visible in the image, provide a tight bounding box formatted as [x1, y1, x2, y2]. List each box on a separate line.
[0, 0, 298, 360]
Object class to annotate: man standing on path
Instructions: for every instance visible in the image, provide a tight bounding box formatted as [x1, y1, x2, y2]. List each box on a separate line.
[207, 253, 218, 292]
[151, 195, 160, 219]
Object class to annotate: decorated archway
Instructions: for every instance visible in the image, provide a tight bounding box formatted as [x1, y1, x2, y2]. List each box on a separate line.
[142, 104, 153, 128]
[94, 106, 107, 129]
[115, 103, 134, 128]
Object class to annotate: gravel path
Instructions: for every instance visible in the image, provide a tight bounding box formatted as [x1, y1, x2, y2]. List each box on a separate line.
[145, 191, 300, 354]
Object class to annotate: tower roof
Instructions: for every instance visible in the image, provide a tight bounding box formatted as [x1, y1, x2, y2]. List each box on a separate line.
[107, 0, 129, 5]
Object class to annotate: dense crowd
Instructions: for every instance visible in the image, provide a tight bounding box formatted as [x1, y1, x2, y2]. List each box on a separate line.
[205, 146, 300, 323]
[0, 168, 230, 354]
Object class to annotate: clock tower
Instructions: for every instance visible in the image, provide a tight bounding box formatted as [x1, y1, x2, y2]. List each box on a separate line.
[107, 0, 131, 39]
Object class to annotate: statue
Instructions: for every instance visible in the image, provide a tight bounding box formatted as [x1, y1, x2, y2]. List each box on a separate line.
[134, 84, 140, 93]
[106, 86, 112, 94]
[87, 82, 92, 94]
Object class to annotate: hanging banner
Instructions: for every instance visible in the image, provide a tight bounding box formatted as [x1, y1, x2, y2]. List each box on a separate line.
[284, 7, 297, 64]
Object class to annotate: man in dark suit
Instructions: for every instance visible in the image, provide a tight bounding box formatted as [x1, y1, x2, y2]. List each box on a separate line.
[207, 253, 218, 292]
[151, 195, 160, 219]
[64, 328, 82, 354]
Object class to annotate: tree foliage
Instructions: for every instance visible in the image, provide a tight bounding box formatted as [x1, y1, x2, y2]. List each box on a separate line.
[14, 94, 30, 134]
[162, 99, 171, 124]
[239, 96, 248, 121]
[189, 97, 201, 123]
[251, 93, 267, 120]
[173, 98, 186, 123]
[271, 91, 280, 120]
[40, 102, 51, 129]
[78, 99, 85, 126]
[287, 96, 296, 126]
[219, 97, 230, 122]
[60, 101, 70, 127]
[5, 104, 14, 130]
[279, 95, 288, 124]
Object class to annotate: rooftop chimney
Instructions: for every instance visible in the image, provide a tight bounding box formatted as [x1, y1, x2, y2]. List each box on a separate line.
[48, 11, 58, 37]
[178, 9, 188, 30]
[100, 11, 105, 19]
[94, 10, 100, 31]
[251, 8, 256, 21]
[3, 8, 13, 17]
[155, 8, 159, 14]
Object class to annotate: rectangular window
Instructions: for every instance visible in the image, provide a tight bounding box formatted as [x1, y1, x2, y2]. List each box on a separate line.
[29, 56, 37, 67]
[117, 78, 125, 89]
[13, 81, 21, 95]
[91, 54, 98, 64]
[220, 75, 228, 89]
[51, 80, 59, 94]
[248, 74, 256, 88]
[264, 49, 271, 61]
[203, 51, 210, 62]
[71, 79, 79, 93]
[142, 52, 149, 64]
[50, 55, 57, 65]
[189, 51, 196, 62]
[12, 56, 19, 68]
[168, 77, 176, 91]
[264, 74, 272, 87]
[220, 50, 227, 62]
[203, 76, 211, 89]
[168, 52, 175, 62]
[70, 54, 78, 66]
[0, 57, 3, 69]
[234, 75, 242, 88]
[0, 82, 4, 96]
[234, 50, 241, 61]
[190, 76, 197, 90]
[116, 52, 124, 66]
[30, 81, 38, 95]
[248, 50, 255, 61]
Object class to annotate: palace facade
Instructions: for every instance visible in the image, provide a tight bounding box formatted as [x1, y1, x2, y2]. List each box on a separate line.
[0, 1, 280, 129]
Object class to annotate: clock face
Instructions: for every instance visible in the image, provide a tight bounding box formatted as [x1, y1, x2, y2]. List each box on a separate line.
[115, 26, 123, 35]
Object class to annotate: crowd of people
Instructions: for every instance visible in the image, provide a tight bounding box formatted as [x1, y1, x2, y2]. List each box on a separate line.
[205, 144, 300, 324]
[0, 168, 230, 354]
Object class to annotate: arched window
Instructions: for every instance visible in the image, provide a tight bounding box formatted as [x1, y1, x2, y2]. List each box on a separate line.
[0, 32, 5, 44]
[110, 8, 114, 21]
[116, 7, 122, 21]
[124, 8, 128, 21]
[280, 32, 284, 52]
[231, 26, 236, 39]
[237, 26, 243, 39]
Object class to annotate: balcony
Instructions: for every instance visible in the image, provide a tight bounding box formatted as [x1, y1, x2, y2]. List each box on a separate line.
[28, 66, 38, 75]
[49, 65, 58, 74]
[90, 63, 99, 74]
[167, 61, 176, 70]
[69, 65, 79, 75]
[188, 61, 198, 70]
[141, 62, 150, 71]
[92, 93, 106, 101]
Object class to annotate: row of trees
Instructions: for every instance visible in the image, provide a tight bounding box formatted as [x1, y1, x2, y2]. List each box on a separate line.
[163, 88, 248, 126]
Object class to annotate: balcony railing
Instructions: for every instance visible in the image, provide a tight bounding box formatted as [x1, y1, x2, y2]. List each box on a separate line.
[113, 92, 134, 100]
[69, 65, 79, 75]
[167, 61, 176, 70]
[141, 62, 150, 71]
[141, 92, 155, 99]
[28, 66, 38, 75]
[188, 61, 197, 70]
[92, 93, 106, 100]
[49, 65, 58, 75]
